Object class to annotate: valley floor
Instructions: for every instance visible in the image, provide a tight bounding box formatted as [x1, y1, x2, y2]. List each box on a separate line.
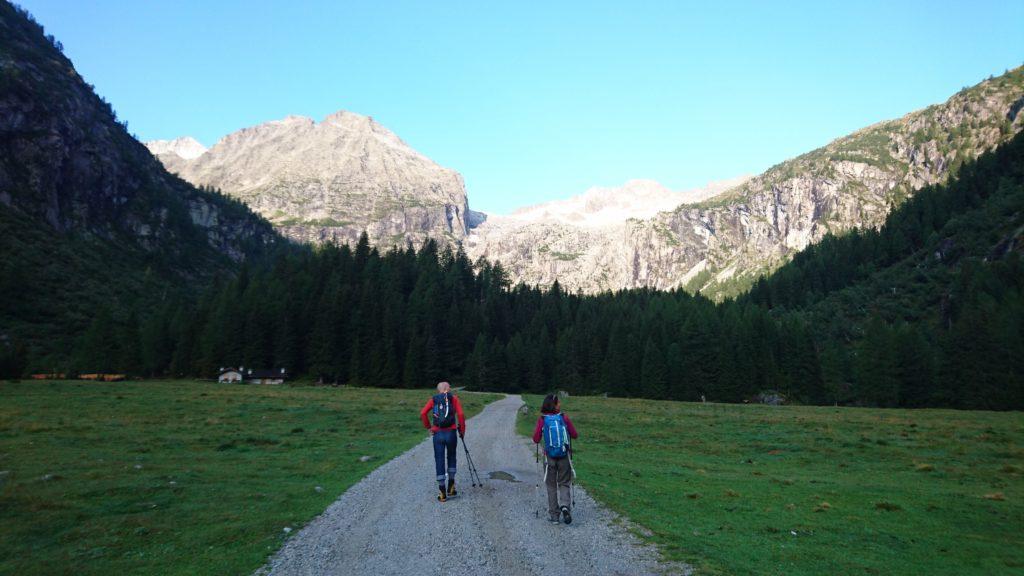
[516, 394, 1024, 575]
[2, 381, 1021, 575]
[260, 395, 682, 575]
[0, 381, 498, 575]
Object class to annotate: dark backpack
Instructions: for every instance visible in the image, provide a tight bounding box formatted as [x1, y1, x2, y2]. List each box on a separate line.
[432, 393, 455, 428]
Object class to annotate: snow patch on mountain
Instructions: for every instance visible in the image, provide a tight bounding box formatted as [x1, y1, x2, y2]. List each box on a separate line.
[145, 137, 208, 160]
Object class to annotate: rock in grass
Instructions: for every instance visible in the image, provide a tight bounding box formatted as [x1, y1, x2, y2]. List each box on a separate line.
[359, 455, 374, 463]
[315, 485, 324, 493]
[982, 492, 1006, 501]
[283, 526, 292, 534]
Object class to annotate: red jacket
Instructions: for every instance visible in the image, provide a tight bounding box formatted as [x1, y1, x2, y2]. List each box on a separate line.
[532, 409, 578, 444]
[420, 393, 466, 434]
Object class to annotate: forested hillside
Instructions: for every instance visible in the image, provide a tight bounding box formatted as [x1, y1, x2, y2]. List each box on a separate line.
[46, 132, 1023, 409]
[0, 2, 282, 371]
[746, 130, 1024, 409]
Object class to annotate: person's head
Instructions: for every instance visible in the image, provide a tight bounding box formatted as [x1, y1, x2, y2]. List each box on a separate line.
[437, 381, 451, 394]
[541, 393, 560, 413]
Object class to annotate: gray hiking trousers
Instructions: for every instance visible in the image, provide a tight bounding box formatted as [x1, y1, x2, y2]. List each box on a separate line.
[545, 455, 573, 518]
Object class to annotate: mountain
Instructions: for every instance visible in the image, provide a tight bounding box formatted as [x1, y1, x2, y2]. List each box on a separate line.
[146, 112, 478, 247]
[464, 177, 749, 291]
[503, 177, 750, 228]
[145, 136, 207, 160]
[0, 2, 281, 368]
[148, 69, 1023, 297]
[92, 132, 1024, 409]
[623, 68, 1024, 298]
[746, 129, 1024, 408]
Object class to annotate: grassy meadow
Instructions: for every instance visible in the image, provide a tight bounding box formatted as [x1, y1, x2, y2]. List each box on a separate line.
[0, 380, 499, 576]
[518, 394, 1024, 575]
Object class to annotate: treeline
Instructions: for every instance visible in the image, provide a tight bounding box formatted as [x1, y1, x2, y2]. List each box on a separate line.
[24, 134, 1024, 410]
[66, 237, 826, 404]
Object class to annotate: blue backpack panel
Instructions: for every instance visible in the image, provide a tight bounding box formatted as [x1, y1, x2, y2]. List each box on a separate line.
[542, 413, 568, 458]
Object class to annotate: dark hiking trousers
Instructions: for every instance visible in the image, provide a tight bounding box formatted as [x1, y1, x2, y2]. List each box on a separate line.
[545, 454, 572, 519]
[433, 429, 457, 485]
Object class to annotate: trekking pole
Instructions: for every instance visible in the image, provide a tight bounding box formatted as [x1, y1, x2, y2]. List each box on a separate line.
[534, 442, 541, 518]
[568, 440, 577, 509]
[461, 438, 484, 487]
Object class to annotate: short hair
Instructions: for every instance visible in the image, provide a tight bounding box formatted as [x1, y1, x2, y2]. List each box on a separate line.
[437, 381, 451, 392]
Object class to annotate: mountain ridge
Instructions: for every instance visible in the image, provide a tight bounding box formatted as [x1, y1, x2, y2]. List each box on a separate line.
[146, 65, 1024, 296]
[147, 109, 475, 248]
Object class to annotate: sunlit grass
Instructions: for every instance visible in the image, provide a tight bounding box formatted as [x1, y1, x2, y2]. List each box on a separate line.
[518, 394, 1024, 575]
[0, 380, 499, 575]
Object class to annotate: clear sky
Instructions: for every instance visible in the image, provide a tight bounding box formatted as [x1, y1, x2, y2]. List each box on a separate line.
[19, 0, 1024, 214]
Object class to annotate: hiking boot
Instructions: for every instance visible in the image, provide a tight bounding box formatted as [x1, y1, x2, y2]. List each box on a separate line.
[560, 505, 572, 525]
[548, 514, 560, 524]
[437, 487, 447, 503]
[447, 478, 457, 497]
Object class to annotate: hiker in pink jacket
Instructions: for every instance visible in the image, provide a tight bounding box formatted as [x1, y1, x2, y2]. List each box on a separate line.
[532, 393, 578, 524]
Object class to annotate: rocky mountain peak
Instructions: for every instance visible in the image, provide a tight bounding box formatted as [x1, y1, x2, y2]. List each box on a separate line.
[144, 136, 207, 160]
[147, 110, 471, 247]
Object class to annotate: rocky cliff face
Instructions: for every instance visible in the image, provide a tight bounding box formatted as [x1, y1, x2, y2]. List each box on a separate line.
[469, 68, 1024, 296]
[622, 68, 1024, 298]
[464, 178, 749, 291]
[0, 3, 278, 265]
[147, 111, 474, 248]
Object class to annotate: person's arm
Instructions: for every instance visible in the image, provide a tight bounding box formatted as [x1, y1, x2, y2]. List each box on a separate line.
[420, 398, 434, 429]
[453, 395, 466, 436]
[563, 413, 579, 439]
[532, 416, 544, 443]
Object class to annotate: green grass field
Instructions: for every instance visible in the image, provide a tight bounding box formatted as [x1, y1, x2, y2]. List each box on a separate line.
[0, 380, 499, 576]
[518, 395, 1024, 575]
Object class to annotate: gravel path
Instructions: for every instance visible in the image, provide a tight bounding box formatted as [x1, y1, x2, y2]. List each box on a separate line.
[258, 394, 688, 576]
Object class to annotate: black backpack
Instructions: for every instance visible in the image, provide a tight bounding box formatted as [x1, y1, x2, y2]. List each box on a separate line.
[432, 392, 455, 428]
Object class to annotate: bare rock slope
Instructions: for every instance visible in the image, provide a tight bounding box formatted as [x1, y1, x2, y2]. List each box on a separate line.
[623, 68, 1024, 297]
[148, 111, 475, 247]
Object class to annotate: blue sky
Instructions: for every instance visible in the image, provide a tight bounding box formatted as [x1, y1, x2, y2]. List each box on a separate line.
[20, 1, 1024, 214]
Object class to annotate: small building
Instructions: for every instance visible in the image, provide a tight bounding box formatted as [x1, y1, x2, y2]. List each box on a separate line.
[218, 367, 288, 385]
[218, 368, 243, 383]
[78, 373, 125, 382]
[247, 368, 288, 385]
[30, 373, 67, 380]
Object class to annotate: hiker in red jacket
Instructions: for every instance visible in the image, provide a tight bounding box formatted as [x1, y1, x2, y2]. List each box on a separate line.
[420, 381, 466, 502]
[532, 393, 578, 524]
